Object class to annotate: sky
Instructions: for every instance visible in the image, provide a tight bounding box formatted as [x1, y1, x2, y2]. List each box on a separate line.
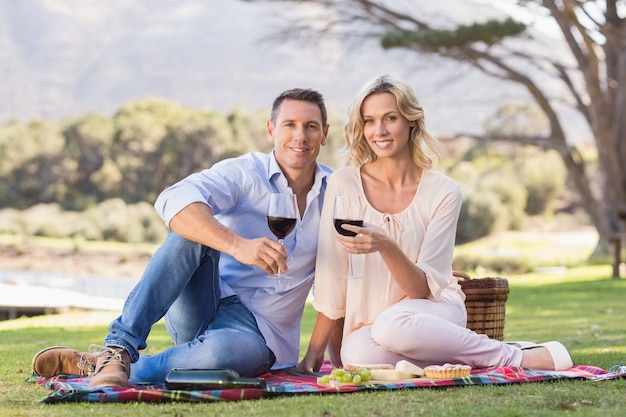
[1, 0, 585, 139]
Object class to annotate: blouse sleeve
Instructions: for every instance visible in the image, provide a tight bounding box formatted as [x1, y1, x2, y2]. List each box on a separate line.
[415, 174, 462, 301]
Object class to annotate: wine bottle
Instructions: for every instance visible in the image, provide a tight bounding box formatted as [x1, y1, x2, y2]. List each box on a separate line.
[165, 368, 267, 390]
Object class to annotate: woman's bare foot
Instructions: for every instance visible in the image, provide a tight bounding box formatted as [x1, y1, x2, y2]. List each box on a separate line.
[520, 347, 556, 370]
[519, 341, 574, 370]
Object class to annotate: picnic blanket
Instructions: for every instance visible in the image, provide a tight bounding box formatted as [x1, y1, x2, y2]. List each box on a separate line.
[30, 363, 621, 404]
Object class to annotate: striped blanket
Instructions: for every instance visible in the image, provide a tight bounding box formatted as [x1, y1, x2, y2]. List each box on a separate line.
[31, 364, 615, 404]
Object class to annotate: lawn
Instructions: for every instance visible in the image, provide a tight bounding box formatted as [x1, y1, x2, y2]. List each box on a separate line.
[1, 265, 625, 416]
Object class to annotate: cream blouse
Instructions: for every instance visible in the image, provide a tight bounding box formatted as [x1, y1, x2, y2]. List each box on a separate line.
[312, 166, 466, 339]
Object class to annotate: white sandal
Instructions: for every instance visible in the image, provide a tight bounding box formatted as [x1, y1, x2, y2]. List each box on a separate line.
[520, 341, 574, 370]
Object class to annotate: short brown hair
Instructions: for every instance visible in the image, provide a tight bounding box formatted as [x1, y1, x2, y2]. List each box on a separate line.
[271, 88, 328, 127]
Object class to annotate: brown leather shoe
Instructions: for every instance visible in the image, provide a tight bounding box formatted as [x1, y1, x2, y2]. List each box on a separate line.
[32, 346, 96, 378]
[89, 346, 131, 387]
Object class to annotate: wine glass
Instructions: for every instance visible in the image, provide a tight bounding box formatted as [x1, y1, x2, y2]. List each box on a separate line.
[333, 195, 364, 279]
[267, 193, 298, 280]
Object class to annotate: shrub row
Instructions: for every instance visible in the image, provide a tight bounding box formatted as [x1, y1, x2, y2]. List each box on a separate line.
[0, 199, 169, 244]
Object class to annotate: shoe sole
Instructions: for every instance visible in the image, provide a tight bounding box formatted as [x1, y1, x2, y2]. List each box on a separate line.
[90, 380, 129, 388]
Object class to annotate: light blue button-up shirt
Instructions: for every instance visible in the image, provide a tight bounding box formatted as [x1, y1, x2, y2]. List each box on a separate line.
[154, 151, 332, 369]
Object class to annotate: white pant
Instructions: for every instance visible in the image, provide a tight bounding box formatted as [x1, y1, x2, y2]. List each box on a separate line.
[341, 297, 523, 369]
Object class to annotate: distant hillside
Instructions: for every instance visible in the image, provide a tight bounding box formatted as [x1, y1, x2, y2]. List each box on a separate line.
[0, 0, 561, 136]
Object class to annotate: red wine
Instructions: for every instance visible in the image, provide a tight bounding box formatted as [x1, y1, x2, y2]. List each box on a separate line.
[268, 216, 297, 239]
[334, 219, 363, 237]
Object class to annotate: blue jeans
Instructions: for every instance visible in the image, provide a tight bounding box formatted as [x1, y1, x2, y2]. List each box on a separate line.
[104, 232, 276, 383]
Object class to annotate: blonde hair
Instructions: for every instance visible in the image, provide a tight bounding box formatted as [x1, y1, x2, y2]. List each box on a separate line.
[343, 74, 439, 167]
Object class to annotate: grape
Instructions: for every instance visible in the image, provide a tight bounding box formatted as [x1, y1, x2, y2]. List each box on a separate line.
[358, 368, 371, 382]
[319, 367, 369, 386]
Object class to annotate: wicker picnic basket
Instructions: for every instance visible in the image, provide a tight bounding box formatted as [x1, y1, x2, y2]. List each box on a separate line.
[453, 271, 509, 341]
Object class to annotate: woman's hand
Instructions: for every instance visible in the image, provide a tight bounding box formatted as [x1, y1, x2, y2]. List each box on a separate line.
[297, 313, 338, 373]
[335, 222, 392, 255]
[296, 350, 325, 374]
[339, 222, 431, 299]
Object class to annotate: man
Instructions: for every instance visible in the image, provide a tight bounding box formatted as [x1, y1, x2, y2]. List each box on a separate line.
[32, 88, 332, 387]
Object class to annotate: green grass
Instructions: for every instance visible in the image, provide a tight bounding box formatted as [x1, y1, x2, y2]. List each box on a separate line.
[1, 265, 625, 416]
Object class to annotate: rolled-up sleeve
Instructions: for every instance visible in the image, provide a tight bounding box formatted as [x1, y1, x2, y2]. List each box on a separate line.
[154, 159, 249, 227]
[154, 182, 209, 227]
[416, 180, 462, 301]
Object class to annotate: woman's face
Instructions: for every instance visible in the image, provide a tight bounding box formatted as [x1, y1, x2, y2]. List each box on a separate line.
[361, 92, 414, 160]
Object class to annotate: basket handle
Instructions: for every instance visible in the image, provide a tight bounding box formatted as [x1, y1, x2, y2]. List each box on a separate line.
[453, 270, 471, 280]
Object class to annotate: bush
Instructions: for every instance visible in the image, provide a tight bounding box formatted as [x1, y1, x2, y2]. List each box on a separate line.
[131, 201, 169, 243]
[0, 208, 23, 235]
[456, 191, 508, 244]
[522, 151, 566, 215]
[72, 215, 104, 241]
[82, 199, 168, 243]
[453, 252, 530, 275]
[22, 203, 78, 238]
[5, 199, 169, 244]
[448, 161, 523, 243]
[479, 170, 527, 230]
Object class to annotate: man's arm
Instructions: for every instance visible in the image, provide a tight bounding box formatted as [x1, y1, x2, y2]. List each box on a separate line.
[169, 202, 288, 275]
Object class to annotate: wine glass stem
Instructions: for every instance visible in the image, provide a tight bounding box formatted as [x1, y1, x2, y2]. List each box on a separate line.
[278, 239, 284, 277]
[348, 253, 354, 277]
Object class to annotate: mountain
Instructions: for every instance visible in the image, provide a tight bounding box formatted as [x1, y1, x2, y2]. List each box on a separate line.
[0, 0, 566, 137]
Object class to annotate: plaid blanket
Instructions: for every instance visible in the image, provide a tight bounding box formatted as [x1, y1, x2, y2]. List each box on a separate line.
[30, 363, 613, 404]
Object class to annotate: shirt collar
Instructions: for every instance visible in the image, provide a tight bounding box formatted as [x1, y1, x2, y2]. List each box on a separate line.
[268, 151, 283, 180]
[268, 151, 288, 190]
[268, 150, 330, 192]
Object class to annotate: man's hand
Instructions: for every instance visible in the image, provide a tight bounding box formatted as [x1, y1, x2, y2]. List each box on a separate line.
[231, 236, 288, 275]
[169, 202, 288, 274]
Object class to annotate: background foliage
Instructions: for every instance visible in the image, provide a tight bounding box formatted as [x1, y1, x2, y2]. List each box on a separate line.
[1, 98, 584, 250]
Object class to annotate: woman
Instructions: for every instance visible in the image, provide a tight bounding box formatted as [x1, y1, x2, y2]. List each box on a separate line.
[297, 74, 573, 373]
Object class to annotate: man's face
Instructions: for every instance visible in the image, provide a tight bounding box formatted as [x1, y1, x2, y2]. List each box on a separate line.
[267, 99, 328, 175]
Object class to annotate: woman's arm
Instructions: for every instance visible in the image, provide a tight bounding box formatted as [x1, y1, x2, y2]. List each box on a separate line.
[378, 238, 430, 298]
[338, 178, 462, 300]
[296, 312, 338, 373]
[326, 317, 344, 369]
[338, 224, 430, 298]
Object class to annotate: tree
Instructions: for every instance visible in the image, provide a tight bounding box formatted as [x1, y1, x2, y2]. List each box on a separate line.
[61, 113, 115, 208]
[0, 119, 66, 208]
[262, 0, 626, 251]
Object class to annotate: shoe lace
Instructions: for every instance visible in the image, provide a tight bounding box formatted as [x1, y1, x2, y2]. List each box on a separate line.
[89, 344, 129, 374]
[75, 351, 96, 376]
